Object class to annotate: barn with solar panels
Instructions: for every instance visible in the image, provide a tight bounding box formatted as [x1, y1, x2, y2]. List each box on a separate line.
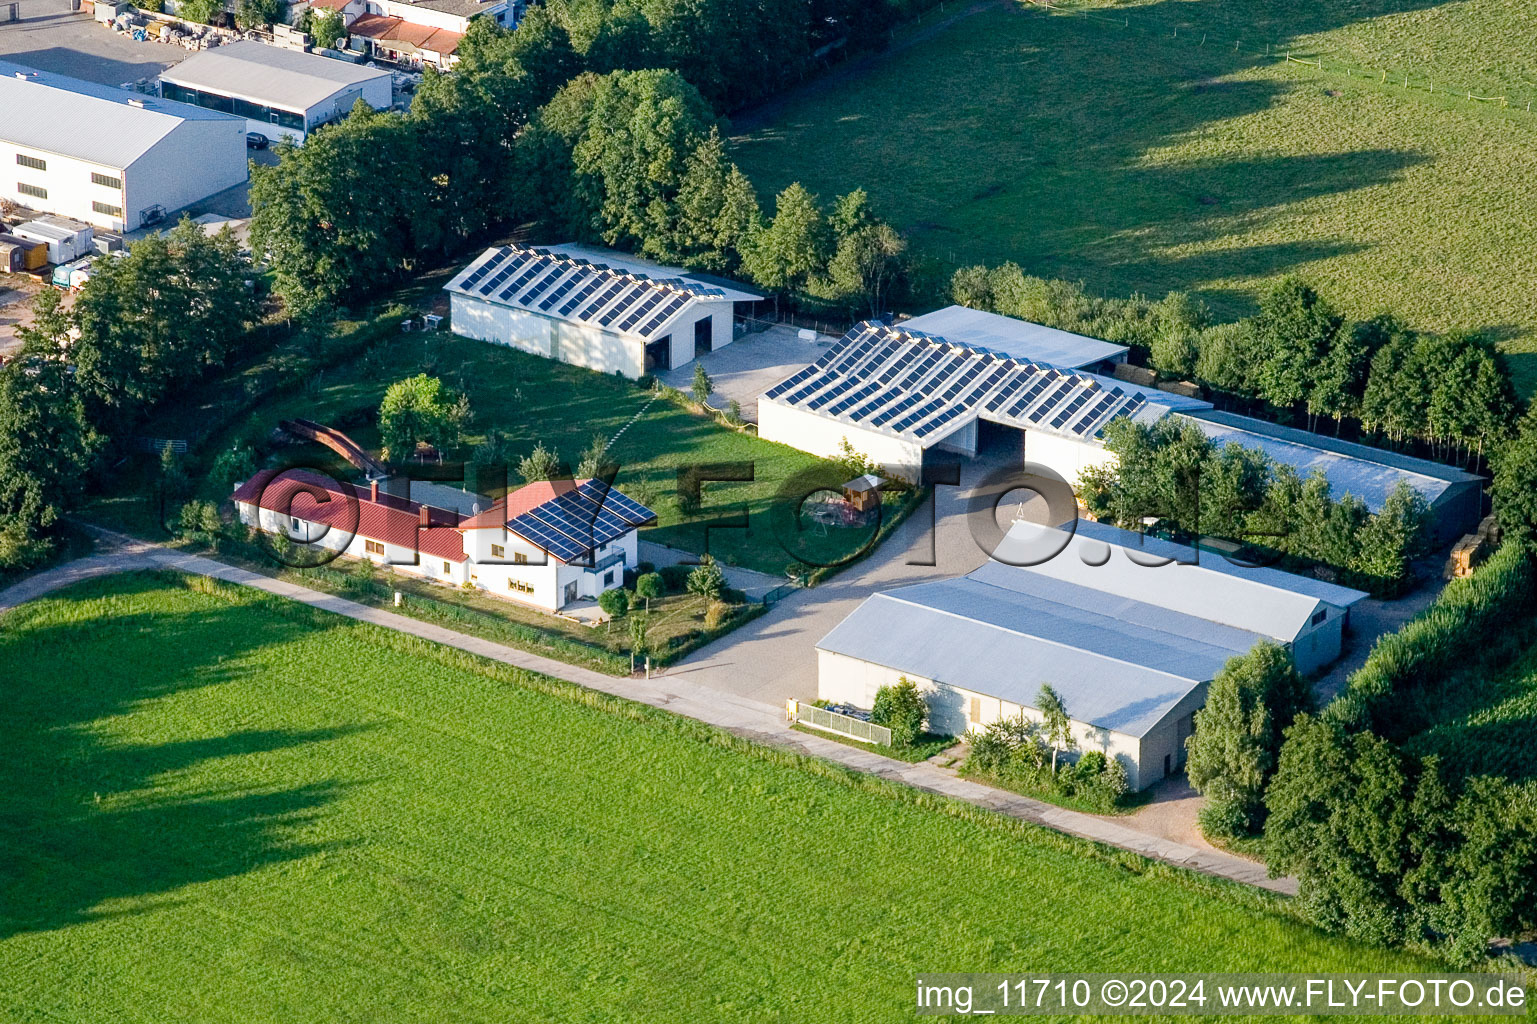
[234, 471, 656, 613]
[444, 244, 741, 377]
[757, 318, 1484, 542]
[758, 319, 1208, 485]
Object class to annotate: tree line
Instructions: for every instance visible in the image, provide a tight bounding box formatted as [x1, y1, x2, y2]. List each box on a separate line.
[250, 12, 913, 323]
[1184, 543, 1537, 964]
[953, 266, 1516, 468]
[1079, 416, 1432, 597]
[0, 221, 257, 567]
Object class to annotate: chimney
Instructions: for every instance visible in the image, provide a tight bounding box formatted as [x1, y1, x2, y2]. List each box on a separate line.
[370, 478, 379, 503]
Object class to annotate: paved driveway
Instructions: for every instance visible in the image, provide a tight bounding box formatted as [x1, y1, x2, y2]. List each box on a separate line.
[0, 0, 182, 86]
[657, 446, 1074, 705]
[660, 323, 840, 422]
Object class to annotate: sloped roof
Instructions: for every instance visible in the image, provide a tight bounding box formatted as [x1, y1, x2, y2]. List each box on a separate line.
[0, 60, 242, 169]
[161, 41, 390, 112]
[899, 305, 1129, 369]
[347, 13, 463, 54]
[1183, 409, 1481, 512]
[232, 470, 467, 563]
[443, 245, 729, 342]
[992, 520, 1366, 640]
[543, 243, 763, 304]
[762, 320, 1206, 447]
[818, 519, 1366, 737]
[458, 478, 656, 563]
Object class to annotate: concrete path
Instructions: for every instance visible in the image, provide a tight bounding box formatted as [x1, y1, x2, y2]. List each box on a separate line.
[0, 527, 1297, 896]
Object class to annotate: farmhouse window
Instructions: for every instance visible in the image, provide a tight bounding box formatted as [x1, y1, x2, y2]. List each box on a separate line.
[16, 154, 45, 171]
[91, 172, 122, 189]
[365, 539, 385, 556]
[92, 201, 124, 217]
[1311, 608, 1327, 626]
[969, 697, 982, 724]
[513, 552, 528, 565]
[443, 561, 451, 574]
[16, 182, 46, 199]
[491, 543, 505, 559]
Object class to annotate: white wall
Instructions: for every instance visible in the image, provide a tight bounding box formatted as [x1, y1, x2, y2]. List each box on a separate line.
[1290, 606, 1345, 677]
[758, 401, 924, 480]
[817, 649, 1163, 790]
[122, 117, 247, 230]
[1021, 428, 1116, 488]
[239, 500, 469, 585]
[450, 293, 645, 378]
[1, 142, 125, 233]
[462, 520, 638, 609]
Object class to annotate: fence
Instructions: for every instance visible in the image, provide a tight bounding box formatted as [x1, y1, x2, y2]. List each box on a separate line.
[136, 436, 188, 454]
[789, 700, 892, 746]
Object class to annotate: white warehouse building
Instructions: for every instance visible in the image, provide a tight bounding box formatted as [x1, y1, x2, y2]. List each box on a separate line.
[0, 61, 247, 233]
[445, 244, 759, 377]
[816, 519, 1368, 791]
[760, 316, 1483, 542]
[158, 42, 393, 143]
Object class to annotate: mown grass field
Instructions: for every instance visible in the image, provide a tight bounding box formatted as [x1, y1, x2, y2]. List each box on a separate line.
[731, 0, 1537, 392]
[84, 330, 872, 577]
[0, 573, 1446, 1021]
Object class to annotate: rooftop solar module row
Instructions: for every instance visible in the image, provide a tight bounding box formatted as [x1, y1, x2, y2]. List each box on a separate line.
[448, 245, 725, 341]
[504, 480, 657, 563]
[763, 322, 1154, 445]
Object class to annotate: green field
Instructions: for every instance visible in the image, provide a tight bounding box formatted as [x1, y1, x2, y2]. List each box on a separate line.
[87, 330, 873, 577]
[0, 574, 1446, 1021]
[731, 0, 1537, 392]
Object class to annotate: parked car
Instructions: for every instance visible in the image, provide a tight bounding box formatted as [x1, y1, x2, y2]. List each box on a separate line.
[246, 132, 269, 150]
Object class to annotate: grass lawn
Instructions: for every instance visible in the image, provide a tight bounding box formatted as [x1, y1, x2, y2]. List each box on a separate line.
[0, 573, 1448, 1021]
[85, 330, 881, 578]
[789, 724, 958, 764]
[731, 0, 1537, 393]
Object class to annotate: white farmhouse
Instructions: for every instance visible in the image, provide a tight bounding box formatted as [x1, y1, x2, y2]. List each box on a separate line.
[445, 244, 758, 377]
[234, 470, 655, 611]
[0, 62, 247, 232]
[816, 519, 1368, 791]
[158, 42, 393, 143]
[308, 0, 523, 67]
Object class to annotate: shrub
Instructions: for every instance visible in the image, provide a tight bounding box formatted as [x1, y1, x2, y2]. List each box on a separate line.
[597, 588, 629, 617]
[635, 560, 655, 575]
[720, 586, 746, 605]
[686, 558, 726, 600]
[703, 600, 731, 629]
[658, 564, 691, 593]
[635, 573, 664, 601]
[871, 677, 927, 748]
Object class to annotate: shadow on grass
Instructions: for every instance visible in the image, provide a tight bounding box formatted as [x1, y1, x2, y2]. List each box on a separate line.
[0, 574, 360, 940]
[731, 0, 1452, 305]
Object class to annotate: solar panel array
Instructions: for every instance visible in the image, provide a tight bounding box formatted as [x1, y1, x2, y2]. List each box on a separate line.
[446, 246, 726, 341]
[505, 479, 657, 564]
[765, 322, 1153, 445]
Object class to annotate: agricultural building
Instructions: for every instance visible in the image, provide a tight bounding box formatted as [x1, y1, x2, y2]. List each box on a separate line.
[816, 519, 1368, 790]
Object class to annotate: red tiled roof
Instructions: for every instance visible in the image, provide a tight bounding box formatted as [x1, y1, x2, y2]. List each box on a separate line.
[233, 469, 467, 563]
[458, 478, 584, 531]
[348, 12, 463, 54]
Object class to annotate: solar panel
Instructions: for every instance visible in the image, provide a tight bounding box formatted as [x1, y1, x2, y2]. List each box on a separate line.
[581, 480, 655, 525]
[500, 259, 547, 300]
[1048, 388, 1093, 429]
[537, 273, 581, 311]
[636, 294, 688, 337]
[616, 291, 665, 332]
[1026, 381, 1075, 422]
[479, 259, 521, 295]
[559, 278, 604, 316]
[521, 264, 571, 303]
[764, 366, 818, 400]
[596, 283, 648, 327]
[1067, 390, 1121, 435]
[575, 280, 628, 320]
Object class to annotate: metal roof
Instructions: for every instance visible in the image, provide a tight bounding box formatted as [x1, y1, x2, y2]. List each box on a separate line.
[816, 581, 1230, 739]
[762, 320, 1207, 447]
[992, 520, 1366, 639]
[899, 305, 1129, 369]
[544, 243, 764, 303]
[444, 245, 731, 342]
[1184, 409, 1481, 511]
[817, 518, 1367, 737]
[0, 61, 242, 169]
[160, 42, 391, 112]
